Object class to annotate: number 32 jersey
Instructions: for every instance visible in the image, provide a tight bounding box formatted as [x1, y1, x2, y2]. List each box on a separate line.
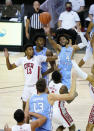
[15, 55, 47, 86]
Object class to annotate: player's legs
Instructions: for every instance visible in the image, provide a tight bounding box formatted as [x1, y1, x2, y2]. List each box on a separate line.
[22, 85, 37, 110]
[69, 124, 76, 131]
[52, 105, 74, 130]
[86, 104, 94, 131]
[86, 123, 94, 131]
[23, 101, 26, 111]
[56, 126, 65, 131]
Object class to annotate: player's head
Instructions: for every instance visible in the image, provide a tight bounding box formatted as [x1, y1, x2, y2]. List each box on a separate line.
[52, 71, 62, 83]
[59, 85, 68, 94]
[34, 33, 46, 49]
[91, 64, 94, 74]
[24, 44, 34, 57]
[36, 78, 46, 93]
[56, 29, 70, 46]
[33, 1, 40, 12]
[14, 109, 24, 123]
[59, 34, 70, 46]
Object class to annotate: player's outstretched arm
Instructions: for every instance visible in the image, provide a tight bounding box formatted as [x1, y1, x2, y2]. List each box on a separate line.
[29, 112, 47, 130]
[4, 48, 17, 70]
[48, 69, 77, 105]
[42, 50, 55, 77]
[44, 25, 61, 54]
[72, 60, 94, 83]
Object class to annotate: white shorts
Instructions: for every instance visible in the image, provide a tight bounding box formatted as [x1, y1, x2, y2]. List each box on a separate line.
[52, 103, 73, 129]
[22, 85, 37, 102]
[83, 42, 92, 62]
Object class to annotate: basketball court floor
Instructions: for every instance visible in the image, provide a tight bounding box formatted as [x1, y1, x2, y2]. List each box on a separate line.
[0, 51, 94, 131]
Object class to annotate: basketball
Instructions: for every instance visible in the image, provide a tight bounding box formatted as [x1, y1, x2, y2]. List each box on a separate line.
[39, 12, 51, 25]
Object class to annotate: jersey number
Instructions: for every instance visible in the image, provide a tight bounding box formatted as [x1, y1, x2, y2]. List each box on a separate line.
[27, 68, 32, 74]
[34, 103, 43, 112]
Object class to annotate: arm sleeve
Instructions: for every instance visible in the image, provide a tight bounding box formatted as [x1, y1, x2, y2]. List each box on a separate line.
[83, 43, 92, 62]
[78, 32, 88, 49]
[72, 60, 88, 80]
[14, 58, 23, 67]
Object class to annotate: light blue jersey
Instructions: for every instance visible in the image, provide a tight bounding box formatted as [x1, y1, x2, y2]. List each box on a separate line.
[29, 93, 52, 131]
[58, 46, 73, 90]
[33, 46, 48, 80]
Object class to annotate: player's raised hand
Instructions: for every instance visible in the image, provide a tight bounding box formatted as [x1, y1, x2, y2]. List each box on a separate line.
[4, 48, 9, 58]
[43, 24, 50, 35]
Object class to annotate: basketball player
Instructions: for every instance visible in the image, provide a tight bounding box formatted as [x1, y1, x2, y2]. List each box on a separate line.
[4, 44, 57, 110]
[72, 60, 94, 131]
[33, 33, 55, 81]
[4, 109, 47, 131]
[44, 25, 87, 90]
[78, 20, 94, 67]
[48, 71, 76, 131]
[25, 69, 77, 131]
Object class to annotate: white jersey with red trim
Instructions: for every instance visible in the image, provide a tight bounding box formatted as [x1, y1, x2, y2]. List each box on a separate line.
[48, 80, 64, 108]
[89, 83, 94, 100]
[15, 55, 47, 86]
[48, 80, 73, 128]
[12, 124, 31, 131]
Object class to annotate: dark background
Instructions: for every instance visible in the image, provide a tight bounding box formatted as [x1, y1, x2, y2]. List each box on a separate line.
[0, 0, 93, 7]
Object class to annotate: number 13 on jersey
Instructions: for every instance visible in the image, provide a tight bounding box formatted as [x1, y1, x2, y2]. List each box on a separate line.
[34, 103, 44, 113]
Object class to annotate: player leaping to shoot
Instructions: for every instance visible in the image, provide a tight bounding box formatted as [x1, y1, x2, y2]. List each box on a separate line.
[4, 44, 58, 110]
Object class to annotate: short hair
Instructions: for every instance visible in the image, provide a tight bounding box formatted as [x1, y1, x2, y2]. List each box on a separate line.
[36, 78, 46, 93]
[59, 85, 68, 94]
[65, 2, 72, 6]
[52, 71, 62, 83]
[24, 43, 33, 51]
[56, 28, 77, 45]
[14, 109, 24, 123]
[33, 33, 46, 43]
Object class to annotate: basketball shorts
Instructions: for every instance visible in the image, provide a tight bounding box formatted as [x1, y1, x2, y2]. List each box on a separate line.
[52, 104, 74, 129]
[22, 85, 37, 102]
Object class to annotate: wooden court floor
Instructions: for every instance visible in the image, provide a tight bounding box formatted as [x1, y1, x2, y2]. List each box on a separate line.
[0, 52, 94, 131]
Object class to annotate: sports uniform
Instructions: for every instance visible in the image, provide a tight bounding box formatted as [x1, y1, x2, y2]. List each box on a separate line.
[29, 93, 52, 131]
[49, 80, 74, 129]
[58, 46, 73, 90]
[88, 83, 94, 124]
[15, 55, 47, 102]
[33, 46, 48, 80]
[12, 124, 31, 131]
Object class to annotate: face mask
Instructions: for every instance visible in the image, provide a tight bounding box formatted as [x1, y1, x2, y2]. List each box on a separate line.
[66, 7, 72, 12]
